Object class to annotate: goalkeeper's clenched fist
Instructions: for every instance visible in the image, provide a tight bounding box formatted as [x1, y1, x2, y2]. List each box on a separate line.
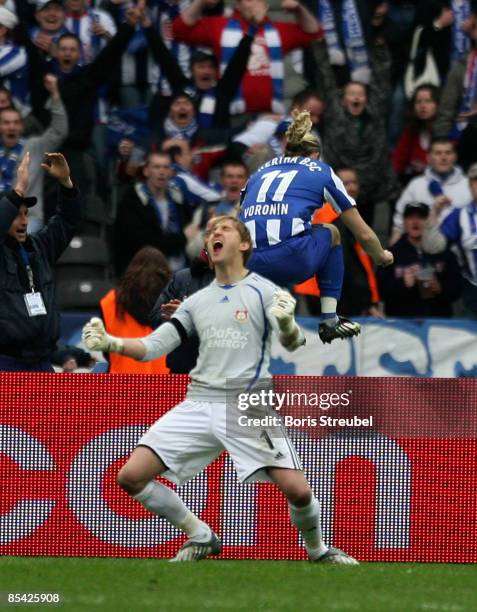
[269, 290, 297, 334]
[82, 318, 124, 353]
[268, 290, 305, 351]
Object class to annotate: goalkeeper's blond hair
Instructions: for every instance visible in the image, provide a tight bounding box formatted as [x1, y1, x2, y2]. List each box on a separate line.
[284, 110, 321, 157]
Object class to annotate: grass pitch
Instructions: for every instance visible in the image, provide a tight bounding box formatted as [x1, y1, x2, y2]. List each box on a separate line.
[1, 558, 475, 611]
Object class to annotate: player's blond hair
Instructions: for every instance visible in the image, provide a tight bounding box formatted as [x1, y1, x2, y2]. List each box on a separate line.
[284, 110, 321, 157]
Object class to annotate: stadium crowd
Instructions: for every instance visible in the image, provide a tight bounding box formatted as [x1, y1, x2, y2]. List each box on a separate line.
[1, 0, 477, 371]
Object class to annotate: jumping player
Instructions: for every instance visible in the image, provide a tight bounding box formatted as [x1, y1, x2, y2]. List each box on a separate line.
[82, 216, 358, 565]
[239, 110, 393, 343]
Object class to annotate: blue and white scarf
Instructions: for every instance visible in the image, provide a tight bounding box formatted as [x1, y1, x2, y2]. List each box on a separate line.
[107, 105, 149, 149]
[456, 49, 477, 133]
[88, 10, 103, 59]
[114, 2, 147, 55]
[152, 0, 191, 95]
[67, 12, 102, 64]
[318, 0, 370, 83]
[0, 140, 25, 192]
[452, 0, 472, 61]
[220, 19, 284, 114]
[29, 25, 69, 50]
[0, 45, 29, 106]
[139, 182, 182, 234]
[163, 116, 198, 141]
[198, 87, 216, 128]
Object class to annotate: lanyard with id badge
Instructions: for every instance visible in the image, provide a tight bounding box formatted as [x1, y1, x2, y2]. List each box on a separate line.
[20, 245, 47, 317]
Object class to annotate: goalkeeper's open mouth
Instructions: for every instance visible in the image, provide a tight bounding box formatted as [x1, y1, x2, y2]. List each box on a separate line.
[212, 240, 223, 254]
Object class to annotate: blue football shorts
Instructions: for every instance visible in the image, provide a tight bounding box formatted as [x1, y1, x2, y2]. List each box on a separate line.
[247, 225, 332, 285]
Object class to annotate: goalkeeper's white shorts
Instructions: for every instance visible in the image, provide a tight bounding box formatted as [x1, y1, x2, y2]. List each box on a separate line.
[137, 399, 302, 485]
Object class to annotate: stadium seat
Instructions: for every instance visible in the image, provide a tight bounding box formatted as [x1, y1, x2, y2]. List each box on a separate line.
[56, 235, 111, 284]
[83, 193, 114, 225]
[56, 278, 113, 310]
[80, 196, 111, 238]
[79, 219, 108, 239]
[58, 235, 110, 266]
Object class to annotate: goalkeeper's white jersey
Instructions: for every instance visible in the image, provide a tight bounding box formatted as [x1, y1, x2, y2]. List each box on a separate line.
[173, 271, 280, 401]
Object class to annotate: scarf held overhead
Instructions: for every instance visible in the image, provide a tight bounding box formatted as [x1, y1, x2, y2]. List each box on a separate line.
[0, 140, 24, 192]
[456, 49, 477, 132]
[220, 19, 284, 114]
[318, 0, 370, 84]
[452, 0, 472, 61]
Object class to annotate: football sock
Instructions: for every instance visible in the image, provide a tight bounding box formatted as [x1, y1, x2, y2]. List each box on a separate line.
[321, 298, 339, 326]
[317, 245, 344, 324]
[289, 496, 328, 560]
[134, 481, 211, 542]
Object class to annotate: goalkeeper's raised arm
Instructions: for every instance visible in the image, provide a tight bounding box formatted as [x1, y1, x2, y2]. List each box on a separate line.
[82, 317, 182, 361]
[82, 287, 306, 361]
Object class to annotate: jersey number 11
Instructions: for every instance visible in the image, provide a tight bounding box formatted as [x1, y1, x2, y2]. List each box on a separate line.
[256, 170, 298, 203]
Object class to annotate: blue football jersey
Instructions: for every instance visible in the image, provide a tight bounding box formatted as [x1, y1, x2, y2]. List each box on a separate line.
[239, 156, 356, 249]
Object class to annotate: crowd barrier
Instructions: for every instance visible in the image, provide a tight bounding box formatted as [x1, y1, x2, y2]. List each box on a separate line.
[273, 317, 477, 377]
[1, 374, 475, 562]
[60, 314, 477, 377]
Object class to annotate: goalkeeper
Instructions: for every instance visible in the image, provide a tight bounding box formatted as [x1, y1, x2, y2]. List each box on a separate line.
[83, 215, 358, 565]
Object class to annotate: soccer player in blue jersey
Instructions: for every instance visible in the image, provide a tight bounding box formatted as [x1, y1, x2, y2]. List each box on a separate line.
[239, 110, 393, 343]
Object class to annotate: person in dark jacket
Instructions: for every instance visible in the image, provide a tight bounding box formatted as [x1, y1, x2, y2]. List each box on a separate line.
[17, 5, 140, 206]
[113, 152, 193, 276]
[312, 36, 400, 226]
[0, 151, 81, 371]
[378, 202, 461, 317]
[150, 249, 214, 374]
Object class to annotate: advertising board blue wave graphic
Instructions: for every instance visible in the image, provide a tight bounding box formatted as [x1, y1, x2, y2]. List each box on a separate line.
[60, 314, 477, 378]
